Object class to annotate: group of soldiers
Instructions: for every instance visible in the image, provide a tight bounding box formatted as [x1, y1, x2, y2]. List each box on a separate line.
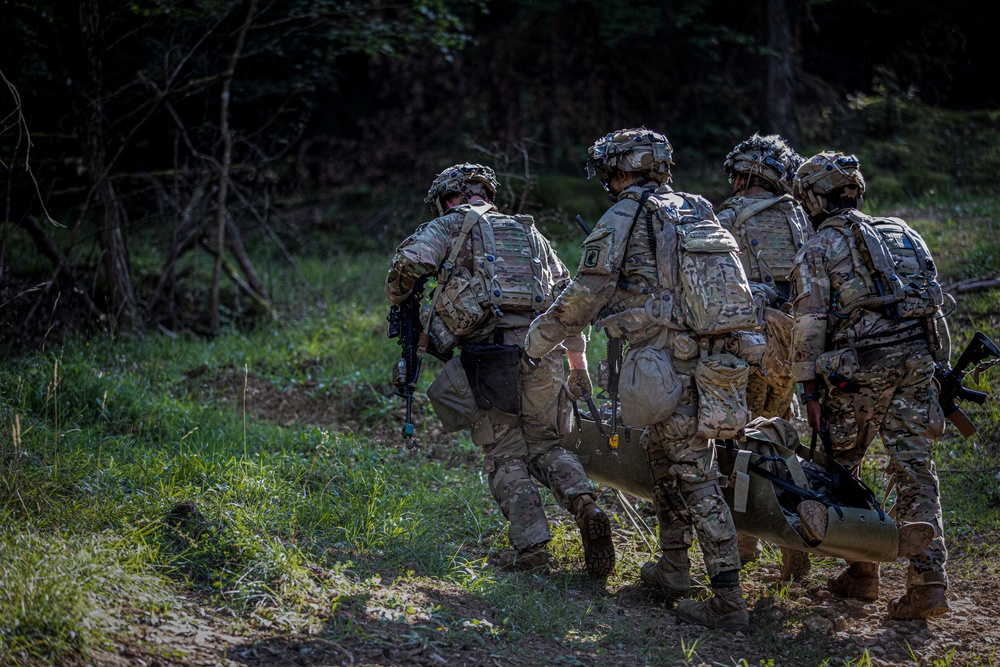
[385, 127, 952, 631]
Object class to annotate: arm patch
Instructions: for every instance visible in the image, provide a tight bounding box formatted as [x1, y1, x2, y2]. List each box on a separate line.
[579, 228, 614, 275]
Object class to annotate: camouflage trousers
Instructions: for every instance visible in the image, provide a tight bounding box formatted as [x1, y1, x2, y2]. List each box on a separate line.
[642, 371, 741, 577]
[471, 327, 591, 552]
[822, 339, 947, 587]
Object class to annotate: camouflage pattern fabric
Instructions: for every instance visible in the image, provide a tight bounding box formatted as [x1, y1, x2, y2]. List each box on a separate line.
[790, 215, 949, 588]
[386, 209, 590, 553]
[525, 183, 741, 576]
[718, 192, 811, 419]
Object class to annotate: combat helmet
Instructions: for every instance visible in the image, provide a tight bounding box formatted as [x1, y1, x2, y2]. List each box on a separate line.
[586, 128, 673, 192]
[724, 133, 801, 194]
[424, 163, 499, 217]
[793, 151, 866, 217]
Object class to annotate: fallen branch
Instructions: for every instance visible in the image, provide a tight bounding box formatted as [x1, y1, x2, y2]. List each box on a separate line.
[945, 276, 1000, 294]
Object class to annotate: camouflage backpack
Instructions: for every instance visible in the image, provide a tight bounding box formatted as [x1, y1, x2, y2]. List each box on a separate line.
[627, 190, 758, 336]
[870, 217, 944, 319]
[433, 204, 554, 337]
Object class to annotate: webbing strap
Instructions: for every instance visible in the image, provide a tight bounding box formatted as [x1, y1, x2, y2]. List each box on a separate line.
[733, 449, 753, 513]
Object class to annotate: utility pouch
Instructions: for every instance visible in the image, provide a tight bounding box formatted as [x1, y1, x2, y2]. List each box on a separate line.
[460, 342, 522, 414]
[815, 348, 861, 392]
[619, 345, 682, 427]
[694, 352, 750, 439]
[435, 266, 489, 337]
[427, 356, 482, 432]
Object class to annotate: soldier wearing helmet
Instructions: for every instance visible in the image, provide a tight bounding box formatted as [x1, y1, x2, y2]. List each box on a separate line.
[525, 128, 751, 630]
[386, 163, 615, 579]
[790, 151, 952, 620]
[716, 134, 814, 580]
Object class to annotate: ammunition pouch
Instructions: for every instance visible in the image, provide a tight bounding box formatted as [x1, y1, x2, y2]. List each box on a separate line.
[693, 352, 749, 439]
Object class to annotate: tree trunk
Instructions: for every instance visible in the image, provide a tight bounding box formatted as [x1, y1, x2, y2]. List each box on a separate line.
[79, 0, 135, 328]
[765, 0, 800, 146]
[209, 0, 256, 335]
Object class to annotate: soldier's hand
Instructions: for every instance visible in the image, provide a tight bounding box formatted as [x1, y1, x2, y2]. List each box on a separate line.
[566, 368, 593, 401]
[806, 399, 823, 433]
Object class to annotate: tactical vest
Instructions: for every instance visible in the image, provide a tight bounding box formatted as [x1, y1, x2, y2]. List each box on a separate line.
[722, 194, 810, 297]
[433, 205, 552, 337]
[870, 217, 944, 318]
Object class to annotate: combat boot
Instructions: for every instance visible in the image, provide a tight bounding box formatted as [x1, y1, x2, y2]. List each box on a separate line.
[888, 584, 950, 620]
[571, 494, 615, 579]
[797, 499, 829, 545]
[640, 548, 691, 599]
[828, 561, 879, 601]
[779, 546, 811, 581]
[675, 571, 749, 631]
[498, 543, 551, 574]
[737, 534, 761, 565]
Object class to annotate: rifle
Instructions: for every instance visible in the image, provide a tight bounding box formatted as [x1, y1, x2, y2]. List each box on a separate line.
[935, 330, 1000, 438]
[386, 278, 428, 446]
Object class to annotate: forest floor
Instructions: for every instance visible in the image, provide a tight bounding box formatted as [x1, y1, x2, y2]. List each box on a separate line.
[63, 373, 1000, 667]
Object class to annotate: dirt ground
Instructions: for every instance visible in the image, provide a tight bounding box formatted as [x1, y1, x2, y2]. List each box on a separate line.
[64, 368, 1000, 667]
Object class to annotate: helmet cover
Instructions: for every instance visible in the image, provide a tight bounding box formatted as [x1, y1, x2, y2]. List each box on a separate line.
[793, 151, 866, 217]
[724, 133, 802, 194]
[424, 163, 499, 215]
[586, 127, 674, 186]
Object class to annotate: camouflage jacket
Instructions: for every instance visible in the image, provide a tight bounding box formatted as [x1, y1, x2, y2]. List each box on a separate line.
[385, 204, 584, 349]
[525, 183, 719, 357]
[789, 210, 931, 382]
[717, 191, 812, 299]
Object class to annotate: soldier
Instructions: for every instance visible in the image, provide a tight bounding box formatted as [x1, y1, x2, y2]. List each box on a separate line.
[789, 151, 951, 619]
[716, 133, 813, 579]
[525, 129, 751, 630]
[385, 163, 615, 579]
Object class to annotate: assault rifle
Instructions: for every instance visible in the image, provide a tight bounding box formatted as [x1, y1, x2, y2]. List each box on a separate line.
[386, 278, 429, 446]
[935, 331, 1000, 438]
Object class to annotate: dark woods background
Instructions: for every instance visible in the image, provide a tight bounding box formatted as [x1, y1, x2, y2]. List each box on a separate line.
[1, 0, 996, 348]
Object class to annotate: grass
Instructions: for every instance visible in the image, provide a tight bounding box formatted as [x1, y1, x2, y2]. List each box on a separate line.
[2, 163, 1000, 666]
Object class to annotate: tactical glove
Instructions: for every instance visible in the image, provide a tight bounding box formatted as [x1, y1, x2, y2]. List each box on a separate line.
[566, 368, 593, 401]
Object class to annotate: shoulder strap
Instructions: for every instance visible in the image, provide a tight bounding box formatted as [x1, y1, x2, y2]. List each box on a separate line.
[441, 203, 492, 275]
[733, 194, 790, 228]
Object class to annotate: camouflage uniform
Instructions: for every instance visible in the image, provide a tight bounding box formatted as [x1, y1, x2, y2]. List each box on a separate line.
[386, 201, 595, 557]
[718, 193, 811, 418]
[526, 182, 741, 579]
[717, 135, 812, 420]
[790, 208, 949, 592]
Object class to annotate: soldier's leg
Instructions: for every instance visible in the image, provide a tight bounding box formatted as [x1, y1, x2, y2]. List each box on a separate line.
[882, 350, 949, 618]
[475, 408, 550, 559]
[822, 363, 898, 597]
[519, 340, 614, 578]
[641, 427, 694, 597]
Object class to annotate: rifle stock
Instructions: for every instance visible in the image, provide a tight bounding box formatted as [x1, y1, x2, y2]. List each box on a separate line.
[936, 330, 1000, 439]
